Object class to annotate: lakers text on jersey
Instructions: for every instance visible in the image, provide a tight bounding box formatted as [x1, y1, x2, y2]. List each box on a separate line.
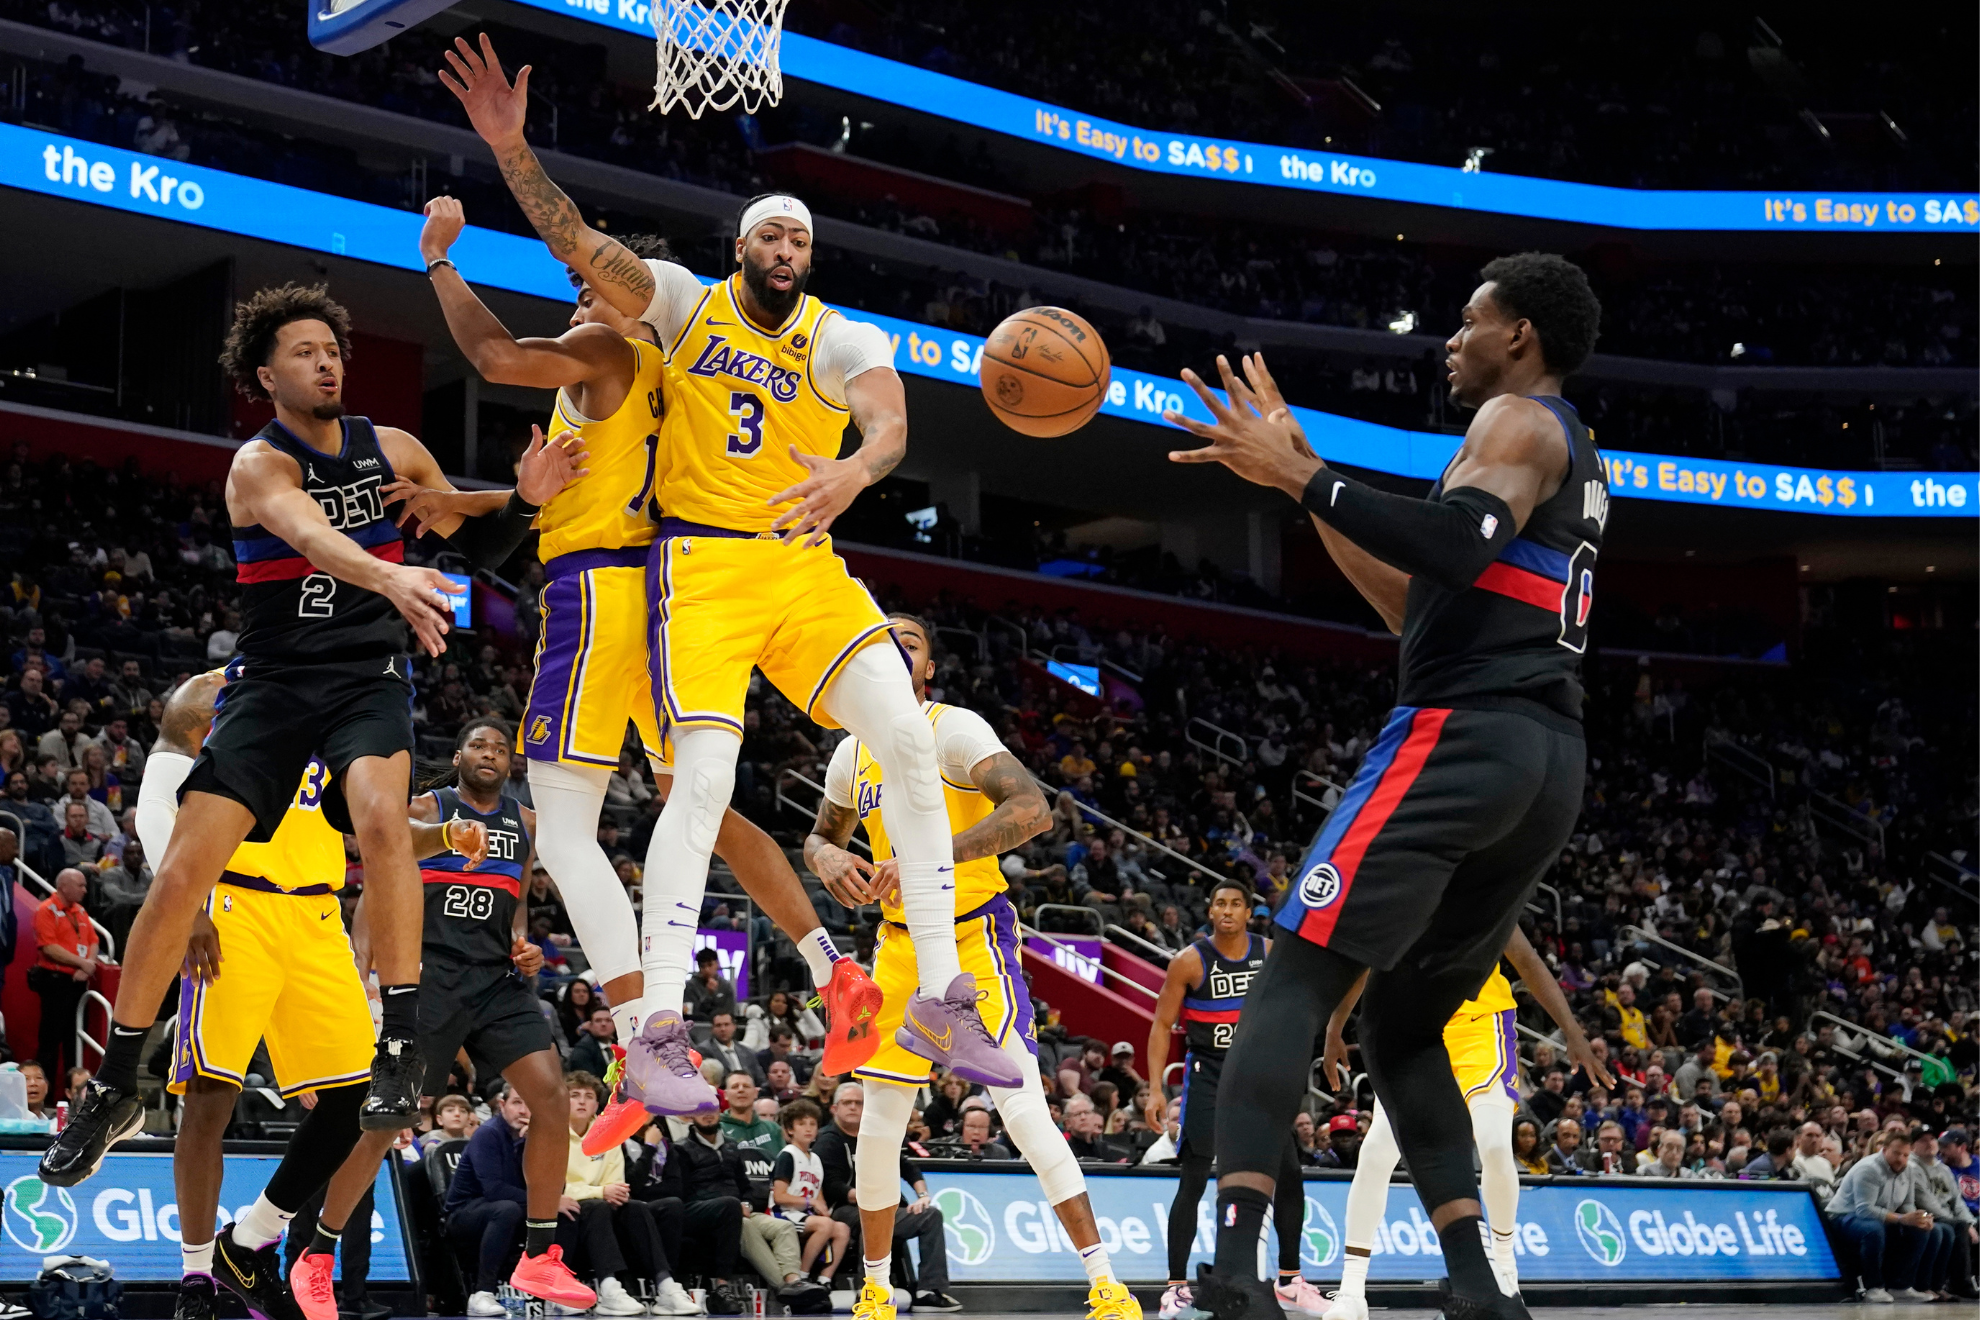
[647, 275, 892, 732]
[170, 757, 374, 1096]
[521, 339, 669, 767]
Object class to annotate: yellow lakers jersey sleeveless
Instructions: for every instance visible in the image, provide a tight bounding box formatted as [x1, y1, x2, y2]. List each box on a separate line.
[850, 704, 1005, 924]
[225, 756, 345, 891]
[1457, 964, 1517, 1017]
[658, 275, 851, 532]
[537, 337, 668, 562]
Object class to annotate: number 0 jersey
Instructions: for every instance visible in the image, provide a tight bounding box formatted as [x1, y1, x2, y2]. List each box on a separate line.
[1399, 395, 1607, 724]
[419, 786, 528, 967]
[231, 417, 407, 662]
[1179, 933, 1266, 1055]
[657, 274, 850, 532]
[537, 337, 668, 564]
[222, 755, 345, 892]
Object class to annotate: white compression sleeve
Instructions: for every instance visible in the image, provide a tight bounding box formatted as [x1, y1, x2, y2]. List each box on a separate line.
[856, 1080, 918, 1213]
[819, 646, 961, 994]
[528, 759, 643, 993]
[988, 1038, 1087, 1205]
[640, 727, 739, 1012]
[1472, 1098, 1521, 1287]
[1342, 1100, 1401, 1252]
[136, 750, 193, 864]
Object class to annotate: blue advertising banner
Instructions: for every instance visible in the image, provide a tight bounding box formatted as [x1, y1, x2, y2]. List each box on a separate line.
[512, 0, 1978, 235]
[922, 1168, 1837, 1284]
[0, 1150, 409, 1283]
[3, 123, 1971, 519]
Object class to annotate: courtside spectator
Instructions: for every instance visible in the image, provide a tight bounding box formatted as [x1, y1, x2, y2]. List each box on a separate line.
[1826, 1130, 1933, 1303]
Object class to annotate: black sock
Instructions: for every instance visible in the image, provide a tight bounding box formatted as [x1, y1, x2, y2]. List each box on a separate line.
[1211, 1187, 1271, 1277]
[1437, 1215, 1498, 1300]
[378, 984, 419, 1040]
[526, 1219, 556, 1258]
[306, 1221, 341, 1260]
[98, 1023, 148, 1093]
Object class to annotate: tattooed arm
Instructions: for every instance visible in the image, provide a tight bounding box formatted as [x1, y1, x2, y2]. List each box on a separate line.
[438, 33, 658, 318]
[953, 751, 1050, 864]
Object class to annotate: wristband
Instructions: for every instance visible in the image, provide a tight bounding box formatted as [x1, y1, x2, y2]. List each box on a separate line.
[426, 257, 456, 275]
[441, 819, 459, 852]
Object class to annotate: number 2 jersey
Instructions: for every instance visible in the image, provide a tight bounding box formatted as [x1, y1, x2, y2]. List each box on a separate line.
[231, 417, 408, 662]
[418, 785, 528, 967]
[1398, 395, 1608, 725]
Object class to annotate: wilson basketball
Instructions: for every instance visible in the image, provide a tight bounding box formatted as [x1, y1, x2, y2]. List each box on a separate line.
[979, 307, 1111, 437]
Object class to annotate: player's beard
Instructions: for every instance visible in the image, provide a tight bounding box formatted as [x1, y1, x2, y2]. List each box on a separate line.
[310, 398, 347, 422]
[741, 251, 809, 325]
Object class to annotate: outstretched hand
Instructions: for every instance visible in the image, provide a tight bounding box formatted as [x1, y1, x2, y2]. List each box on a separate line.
[768, 448, 867, 548]
[1164, 353, 1322, 496]
[438, 33, 531, 149]
[516, 424, 590, 505]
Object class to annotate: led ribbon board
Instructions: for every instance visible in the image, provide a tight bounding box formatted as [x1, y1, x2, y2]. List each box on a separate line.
[4, 125, 1972, 518]
[515, 0, 1979, 233]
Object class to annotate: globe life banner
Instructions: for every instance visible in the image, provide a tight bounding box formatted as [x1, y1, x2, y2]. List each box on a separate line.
[922, 1168, 1838, 1285]
[2, 123, 1973, 520]
[0, 1150, 409, 1283]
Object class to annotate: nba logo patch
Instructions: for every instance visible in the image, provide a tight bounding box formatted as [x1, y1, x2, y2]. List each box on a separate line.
[527, 716, 552, 744]
[221, 893, 233, 912]
[1479, 514, 1499, 539]
[1298, 862, 1343, 909]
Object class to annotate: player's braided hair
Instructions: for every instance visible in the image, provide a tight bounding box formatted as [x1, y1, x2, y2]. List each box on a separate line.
[219, 282, 353, 400]
[566, 233, 675, 288]
[1477, 252, 1603, 376]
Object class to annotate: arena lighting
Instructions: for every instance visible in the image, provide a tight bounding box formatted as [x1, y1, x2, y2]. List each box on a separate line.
[1462, 147, 1494, 174]
[5, 124, 1974, 519]
[1387, 311, 1417, 334]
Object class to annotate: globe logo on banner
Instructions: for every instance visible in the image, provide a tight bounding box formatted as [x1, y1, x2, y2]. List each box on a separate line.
[4, 1176, 78, 1253]
[1298, 862, 1342, 908]
[933, 1187, 996, 1266]
[1299, 1197, 1340, 1268]
[1574, 1199, 1626, 1267]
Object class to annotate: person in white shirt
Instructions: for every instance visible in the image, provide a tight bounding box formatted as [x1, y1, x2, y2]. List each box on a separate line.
[769, 1098, 850, 1287]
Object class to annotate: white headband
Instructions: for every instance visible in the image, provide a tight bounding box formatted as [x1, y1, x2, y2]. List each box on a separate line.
[738, 194, 813, 238]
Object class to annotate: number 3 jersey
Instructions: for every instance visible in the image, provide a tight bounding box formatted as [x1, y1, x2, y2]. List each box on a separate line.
[231, 417, 407, 662]
[419, 785, 528, 967]
[1398, 394, 1608, 725]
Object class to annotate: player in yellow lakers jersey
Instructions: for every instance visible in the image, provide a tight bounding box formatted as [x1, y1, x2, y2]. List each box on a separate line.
[136, 669, 487, 1320]
[1319, 928, 1616, 1318]
[804, 615, 1142, 1320]
[400, 197, 884, 1132]
[440, 35, 1009, 1091]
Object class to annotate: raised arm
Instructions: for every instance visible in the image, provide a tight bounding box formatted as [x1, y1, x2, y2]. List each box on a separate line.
[769, 363, 906, 548]
[438, 34, 656, 319]
[230, 444, 459, 656]
[1142, 947, 1202, 1130]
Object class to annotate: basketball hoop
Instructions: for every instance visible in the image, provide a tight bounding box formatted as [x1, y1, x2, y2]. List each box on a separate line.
[648, 0, 790, 118]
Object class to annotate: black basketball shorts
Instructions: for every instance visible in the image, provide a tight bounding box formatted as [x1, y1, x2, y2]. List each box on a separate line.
[1275, 703, 1585, 985]
[419, 961, 556, 1091]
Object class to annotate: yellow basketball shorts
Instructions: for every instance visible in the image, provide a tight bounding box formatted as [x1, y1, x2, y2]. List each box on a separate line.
[522, 551, 666, 768]
[168, 880, 374, 1096]
[855, 895, 1037, 1086]
[1445, 1006, 1519, 1107]
[648, 529, 895, 734]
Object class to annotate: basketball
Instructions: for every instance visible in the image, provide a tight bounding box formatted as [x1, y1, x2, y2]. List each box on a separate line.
[978, 307, 1112, 437]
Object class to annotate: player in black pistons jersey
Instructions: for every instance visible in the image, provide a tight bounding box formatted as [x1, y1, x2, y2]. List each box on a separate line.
[44, 284, 587, 1188]
[299, 718, 602, 1316]
[1163, 253, 1606, 1320]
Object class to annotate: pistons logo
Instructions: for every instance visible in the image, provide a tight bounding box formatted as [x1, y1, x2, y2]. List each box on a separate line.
[1298, 861, 1344, 909]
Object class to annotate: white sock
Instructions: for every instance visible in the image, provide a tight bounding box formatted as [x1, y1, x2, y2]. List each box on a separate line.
[182, 1239, 215, 1276]
[1337, 1250, 1370, 1300]
[233, 1193, 294, 1249]
[1078, 1241, 1114, 1286]
[610, 997, 645, 1046]
[1491, 1226, 1518, 1293]
[864, 1256, 890, 1286]
[798, 927, 840, 988]
[896, 860, 963, 994]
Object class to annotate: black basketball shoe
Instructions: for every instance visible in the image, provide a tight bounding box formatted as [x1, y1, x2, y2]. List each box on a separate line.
[358, 1036, 425, 1131]
[214, 1222, 304, 1320]
[37, 1079, 144, 1186]
[1190, 1263, 1281, 1320]
[1435, 1279, 1533, 1320]
[173, 1273, 219, 1320]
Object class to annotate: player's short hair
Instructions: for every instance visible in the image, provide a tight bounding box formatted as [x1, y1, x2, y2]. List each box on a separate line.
[220, 282, 354, 400]
[458, 717, 513, 750]
[888, 612, 932, 641]
[1209, 878, 1254, 904]
[1477, 252, 1602, 376]
[566, 1070, 607, 1106]
[566, 233, 674, 289]
[780, 1098, 824, 1131]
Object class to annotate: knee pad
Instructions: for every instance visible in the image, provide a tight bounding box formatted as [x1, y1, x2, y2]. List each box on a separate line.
[670, 731, 738, 855]
[997, 1090, 1087, 1204]
[856, 1082, 917, 1212]
[885, 712, 942, 813]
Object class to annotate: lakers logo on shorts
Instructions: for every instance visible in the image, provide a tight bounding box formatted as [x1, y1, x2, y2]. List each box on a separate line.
[527, 716, 552, 744]
[1299, 862, 1343, 908]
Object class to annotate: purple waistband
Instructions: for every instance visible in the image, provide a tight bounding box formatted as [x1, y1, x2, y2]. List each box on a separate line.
[657, 518, 781, 541]
[543, 546, 649, 579]
[220, 870, 337, 897]
[885, 893, 1013, 931]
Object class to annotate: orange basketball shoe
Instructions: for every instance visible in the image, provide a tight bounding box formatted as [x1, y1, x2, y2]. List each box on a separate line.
[582, 1040, 707, 1157]
[819, 958, 885, 1075]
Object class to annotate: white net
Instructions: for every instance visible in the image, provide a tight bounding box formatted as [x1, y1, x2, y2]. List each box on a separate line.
[648, 0, 790, 118]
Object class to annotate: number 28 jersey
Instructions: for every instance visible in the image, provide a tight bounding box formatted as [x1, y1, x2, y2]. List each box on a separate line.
[1398, 395, 1608, 725]
[419, 786, 528, 967]
[231, 417, 407, 662]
